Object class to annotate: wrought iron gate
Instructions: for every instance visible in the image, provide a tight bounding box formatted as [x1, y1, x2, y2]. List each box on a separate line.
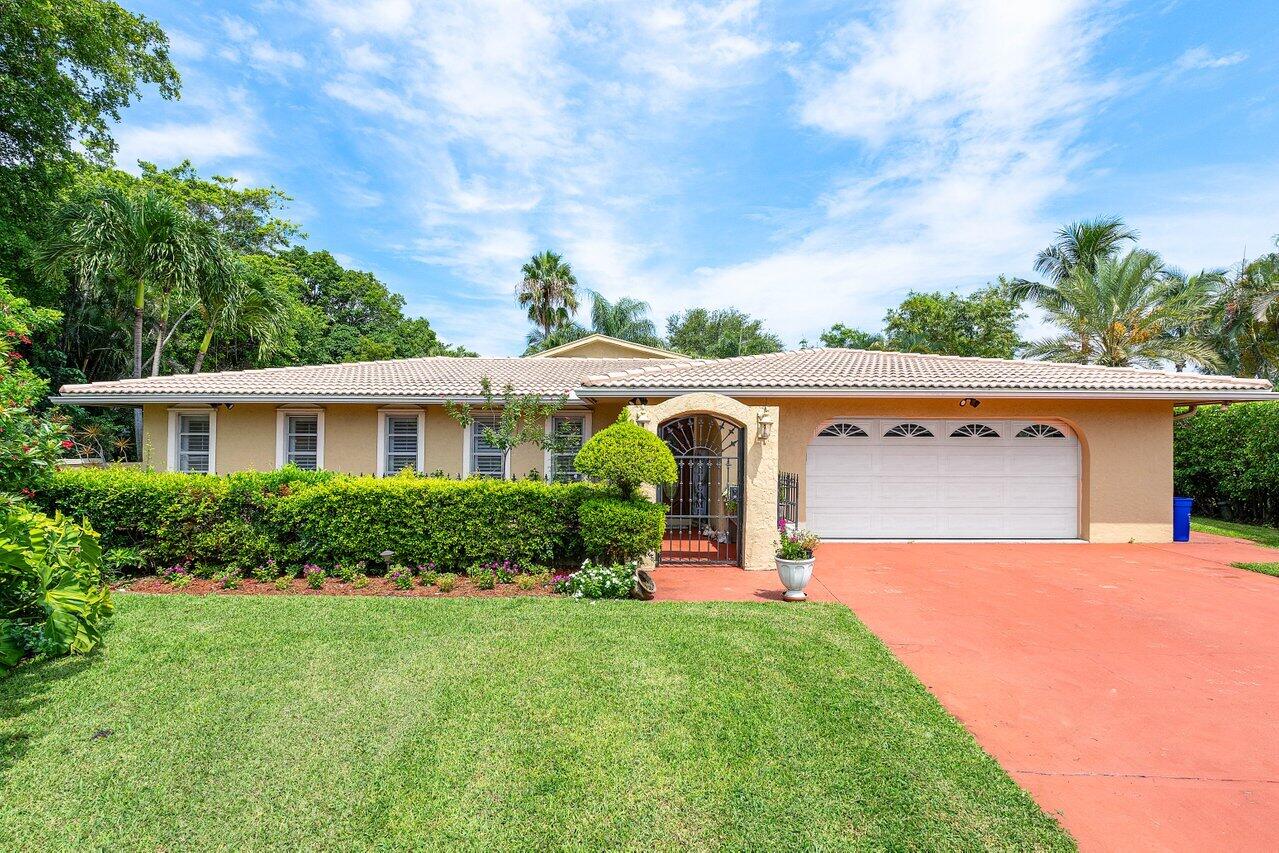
[657, 414, 744, 566]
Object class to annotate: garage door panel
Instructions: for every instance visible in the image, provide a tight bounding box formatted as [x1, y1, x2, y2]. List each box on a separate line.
[805, 420, 1079, 539]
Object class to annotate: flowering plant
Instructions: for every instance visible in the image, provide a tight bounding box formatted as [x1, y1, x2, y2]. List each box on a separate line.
[304, 564, 326, 589]
[776, 520, 820, 560]
[554, 560, 636, 600]
[387, 566, 412, 590]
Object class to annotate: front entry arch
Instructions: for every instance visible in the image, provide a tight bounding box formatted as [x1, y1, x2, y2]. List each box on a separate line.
[658, 414, 744, 565]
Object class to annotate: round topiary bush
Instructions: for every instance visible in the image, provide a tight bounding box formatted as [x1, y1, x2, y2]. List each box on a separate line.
[573, 413, 676, 497]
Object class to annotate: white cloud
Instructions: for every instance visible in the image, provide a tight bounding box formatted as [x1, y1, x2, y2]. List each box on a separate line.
[1176, 46, 1247, 70]
[166, 29, 207, 61]
[222, 15, 306, 75]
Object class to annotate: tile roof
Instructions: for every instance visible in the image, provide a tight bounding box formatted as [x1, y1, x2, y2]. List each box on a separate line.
[55, 357, 679, 400]
[54, 348, 1274, 402]
[579, 348, 1274, 395]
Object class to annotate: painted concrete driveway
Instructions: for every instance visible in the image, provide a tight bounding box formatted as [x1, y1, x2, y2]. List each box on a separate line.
[654, 534, 1279, 851]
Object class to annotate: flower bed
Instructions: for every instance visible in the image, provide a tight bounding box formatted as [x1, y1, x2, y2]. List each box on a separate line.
[124, 573, 556, 599]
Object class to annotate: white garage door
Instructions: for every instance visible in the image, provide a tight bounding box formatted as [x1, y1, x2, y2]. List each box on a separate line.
[805, 419, 1080, 539]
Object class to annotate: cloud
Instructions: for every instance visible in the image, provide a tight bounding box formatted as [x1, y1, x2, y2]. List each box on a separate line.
[221, 15, 306, 75]
[166, 29, 207, 61]
[1175, 46, 1247, 71]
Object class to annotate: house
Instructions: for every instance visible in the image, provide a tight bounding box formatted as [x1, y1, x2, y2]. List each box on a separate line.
[53, 333, 1276, 569]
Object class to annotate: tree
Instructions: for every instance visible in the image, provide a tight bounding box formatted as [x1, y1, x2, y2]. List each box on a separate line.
[525, 322, 589, 354]
[444, 379, 569, 479]
[587, 292, 661, 346]
[36, 185, 223, 439]
[517, 251, 578, 342]
[665, 308, 784, 359]
[191, 254, 289, 373]
[881, 284, 1024, 359]
[0, 0, 179, 299]
[1209, 245, 1279, 379]
[819, 324, 885, 349]
[1024, 250, 1221, 369]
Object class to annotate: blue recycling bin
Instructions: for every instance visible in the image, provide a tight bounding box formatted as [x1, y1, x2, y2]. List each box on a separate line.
[1173, 497, 1194, 542]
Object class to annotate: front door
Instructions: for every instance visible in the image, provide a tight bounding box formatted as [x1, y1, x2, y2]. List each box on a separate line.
[657, 414, 744, 565]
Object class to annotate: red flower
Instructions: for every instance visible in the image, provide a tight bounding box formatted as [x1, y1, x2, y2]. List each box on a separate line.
[61, 439, 75, 449]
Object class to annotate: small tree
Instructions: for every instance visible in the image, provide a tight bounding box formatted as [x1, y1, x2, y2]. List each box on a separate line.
[444, 378, 570, 479]
[574, 412, 677, 497]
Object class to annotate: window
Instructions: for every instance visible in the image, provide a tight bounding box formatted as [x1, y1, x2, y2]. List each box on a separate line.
[818, 422, 868, 437]
[548, 415, 587, 481]
[1016, 423, 1066, 439]
[470, 413, 504, 477]
[284, 415, 320, 469]
[884, 422, 933, 438]
[176, 414, 211, 473]
[950, 423, 999, 438]
[383, 415, 420, 475]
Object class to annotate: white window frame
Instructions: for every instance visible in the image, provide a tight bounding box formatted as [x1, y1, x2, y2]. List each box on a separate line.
[544, 412, 591, 482]
[275, 407, 326, 470]
[464, 412, 508, 478]
[166, 406, 217, 474]
[376, 408, 425, 476]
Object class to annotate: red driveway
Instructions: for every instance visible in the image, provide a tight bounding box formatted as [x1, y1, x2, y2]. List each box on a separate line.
[654, 534, 1279, 851]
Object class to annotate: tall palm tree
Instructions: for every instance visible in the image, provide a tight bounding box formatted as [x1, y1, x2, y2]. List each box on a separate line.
[1211, 249, 1279, 379]
[517, 251, 578, 340]
[191, 255, 288, 373]
[1024, 249, 1221, 369]
[587, 291, 661, 345]
[37, 186, 219, 441]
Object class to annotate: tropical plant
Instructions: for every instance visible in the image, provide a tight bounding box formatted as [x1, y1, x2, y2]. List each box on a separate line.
[1210, 247, 1279, 379]
[587, 292, 661, 346]
[36, 185, 227, 438]
[0, 507, 113, 668]
[517, 251, 579, 341]
[1013, 216, 1139, 296]
[1023, 250, 1221, 369]
[444, 378, 569, 479]
[191, 254, 289, 372]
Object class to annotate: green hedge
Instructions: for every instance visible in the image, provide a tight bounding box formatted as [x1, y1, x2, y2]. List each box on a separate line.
[1174, 402, 1279, 524]
[577, 498, 666, 564]
[39, 467, 641, 575]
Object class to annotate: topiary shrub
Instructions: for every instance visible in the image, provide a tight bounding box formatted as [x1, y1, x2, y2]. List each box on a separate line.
[578, 497, 666, 564]
[573, 412, 676, 497]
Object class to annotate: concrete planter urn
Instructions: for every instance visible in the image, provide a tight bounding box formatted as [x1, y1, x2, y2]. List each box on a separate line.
[775, 556, 816, 601]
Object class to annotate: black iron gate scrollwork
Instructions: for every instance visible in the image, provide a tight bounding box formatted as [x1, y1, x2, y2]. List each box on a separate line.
[657, 414, 745, 566]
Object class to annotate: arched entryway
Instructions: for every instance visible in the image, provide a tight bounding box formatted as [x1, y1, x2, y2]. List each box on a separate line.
[658, 414, 745, 565]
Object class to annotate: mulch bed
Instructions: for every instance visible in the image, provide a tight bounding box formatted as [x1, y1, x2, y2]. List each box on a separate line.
[122, 575, 557, 599]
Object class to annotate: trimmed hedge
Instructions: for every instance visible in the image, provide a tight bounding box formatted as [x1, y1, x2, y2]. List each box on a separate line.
[272, 476, 599, 570]
[577, 498, 666, 564]
[39, 467, 660, 575]
[574, 413, 676, 497]
[1174, 402, 1279, 525]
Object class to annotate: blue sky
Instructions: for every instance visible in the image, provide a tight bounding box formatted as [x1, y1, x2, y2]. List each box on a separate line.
[114, 0, 1279, 355]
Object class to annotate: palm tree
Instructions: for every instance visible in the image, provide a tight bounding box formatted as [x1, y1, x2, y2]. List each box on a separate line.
[1024, 249, 1222, 369]
[587, 292, 661, 345]
[517, 251, 578, 340]
[1211, 249, 1279, 379]
[191, 255, 289, 373]
[37, 186, 220, 441]
[524, 322, 588, 354]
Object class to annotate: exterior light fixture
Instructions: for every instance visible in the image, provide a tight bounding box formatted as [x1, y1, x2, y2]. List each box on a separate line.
[756, 411, 775, 441]
[959, 397, 981, 408]
[634, 406, 651, 426]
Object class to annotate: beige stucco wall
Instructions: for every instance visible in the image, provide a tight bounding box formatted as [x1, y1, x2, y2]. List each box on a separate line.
[141, 401, 616, 479]
[736, 396, 1174, 543]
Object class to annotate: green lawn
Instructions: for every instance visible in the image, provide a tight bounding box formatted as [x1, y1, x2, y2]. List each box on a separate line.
[0, 595, 1070, 851]
[1192, 517, 1279, 548]
[1230, 562, 1279, 578]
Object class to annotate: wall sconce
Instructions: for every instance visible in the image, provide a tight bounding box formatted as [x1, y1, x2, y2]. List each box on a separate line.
[756, 411, 774, 441]
[634, 406, 651, 426]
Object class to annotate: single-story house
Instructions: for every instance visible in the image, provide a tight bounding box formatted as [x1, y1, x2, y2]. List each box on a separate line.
[54, 333, 1276, 570]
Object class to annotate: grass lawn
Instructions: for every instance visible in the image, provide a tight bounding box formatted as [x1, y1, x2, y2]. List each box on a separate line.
[1192, 517, 1279, 548]
[0, 595, 1070, 851]
[1230, 562, 1279, 578]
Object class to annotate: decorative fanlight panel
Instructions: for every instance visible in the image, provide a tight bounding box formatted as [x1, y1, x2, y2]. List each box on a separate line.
[950, 423, 999, 438]
[818, 422, 868, 438]
[659, 414, 743, 456]
[1016, 423, 1066, 438]
[884, 422, 933, 438]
